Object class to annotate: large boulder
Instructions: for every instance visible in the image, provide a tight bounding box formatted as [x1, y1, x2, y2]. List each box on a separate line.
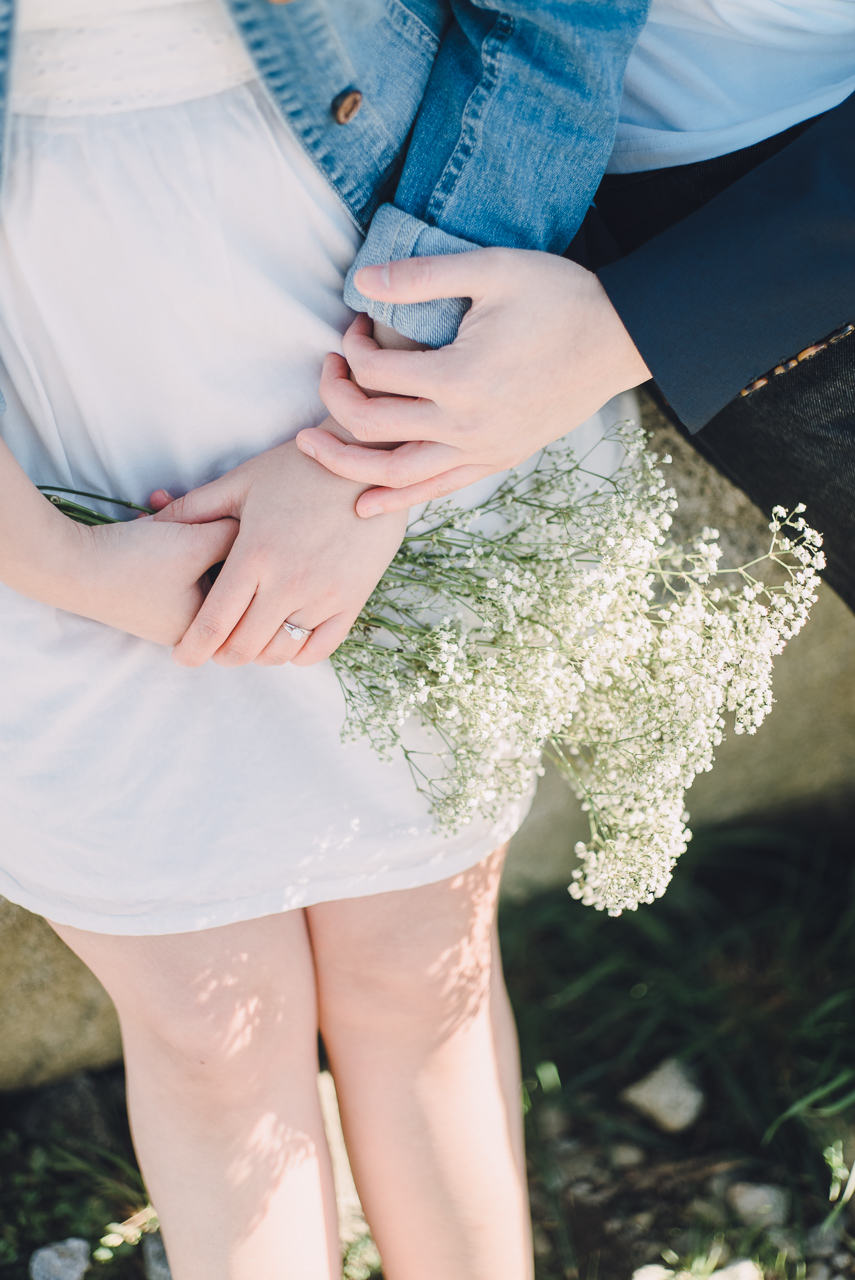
[0, 899, 121, 1090]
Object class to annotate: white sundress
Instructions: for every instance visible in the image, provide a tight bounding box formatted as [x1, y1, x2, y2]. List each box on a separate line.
[0, 0, 629, 935]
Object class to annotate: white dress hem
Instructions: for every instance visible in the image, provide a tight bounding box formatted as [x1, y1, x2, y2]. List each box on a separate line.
[0, 824, 521, 935]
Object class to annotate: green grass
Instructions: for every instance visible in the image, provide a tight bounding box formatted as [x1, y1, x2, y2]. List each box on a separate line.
[0, 1072, 146, 1278]
[2, 812, 854, 1278]
[500, 810, 855, 1276]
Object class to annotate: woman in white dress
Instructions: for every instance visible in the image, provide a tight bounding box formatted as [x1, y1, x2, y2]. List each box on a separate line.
[0, 1, 629, 1275]
[0, 3, 539, 1275]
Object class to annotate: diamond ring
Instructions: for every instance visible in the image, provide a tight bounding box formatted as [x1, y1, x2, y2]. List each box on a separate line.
[280, 621, 313, 642]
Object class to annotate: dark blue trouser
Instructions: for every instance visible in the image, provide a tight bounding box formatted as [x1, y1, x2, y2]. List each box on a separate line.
[654, 339, 855, 611]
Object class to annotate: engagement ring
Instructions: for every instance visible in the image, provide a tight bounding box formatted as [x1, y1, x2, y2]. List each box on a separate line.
[280, 621, 313, 642]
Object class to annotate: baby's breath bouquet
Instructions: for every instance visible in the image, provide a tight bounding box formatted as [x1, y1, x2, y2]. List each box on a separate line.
[328, 424, 823, 915]
[42, 425, 823, 915]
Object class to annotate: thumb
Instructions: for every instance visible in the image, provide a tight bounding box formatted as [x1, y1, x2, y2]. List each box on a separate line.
[152, 475, 235, 525]
[354, 248, 510, 306]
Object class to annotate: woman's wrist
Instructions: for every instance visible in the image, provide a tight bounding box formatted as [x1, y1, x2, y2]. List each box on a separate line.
[1, 494, 92, 608]
[0, 437, 96, 607]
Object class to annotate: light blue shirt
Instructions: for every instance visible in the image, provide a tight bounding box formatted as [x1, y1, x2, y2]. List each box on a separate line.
[608, 0, 855, 172]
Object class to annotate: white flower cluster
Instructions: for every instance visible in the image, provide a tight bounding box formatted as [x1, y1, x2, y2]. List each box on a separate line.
[331, 425, 824, 915]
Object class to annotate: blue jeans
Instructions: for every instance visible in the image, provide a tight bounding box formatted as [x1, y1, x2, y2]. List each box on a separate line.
[590, 127, 855, 612]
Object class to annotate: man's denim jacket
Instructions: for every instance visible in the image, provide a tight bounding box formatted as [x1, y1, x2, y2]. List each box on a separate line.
[0, 0, 648, 344]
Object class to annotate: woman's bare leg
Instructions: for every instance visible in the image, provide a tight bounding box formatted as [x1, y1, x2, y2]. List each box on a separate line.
[50, 912, 339, 1280]
[308, 846, 533, 1280]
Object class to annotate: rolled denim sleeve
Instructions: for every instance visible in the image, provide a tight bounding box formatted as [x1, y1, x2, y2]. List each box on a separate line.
[345, 0, 650, 347]
[343, 205, 480, 346]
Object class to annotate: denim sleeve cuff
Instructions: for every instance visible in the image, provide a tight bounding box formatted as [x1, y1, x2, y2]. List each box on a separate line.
[343, 204, 480, 348]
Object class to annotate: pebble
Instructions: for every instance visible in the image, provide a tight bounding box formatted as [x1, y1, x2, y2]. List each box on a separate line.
[630, 1266, 674, 1280]
[710, 1261, 763, 1280]
[142, 1233, 172, 1280]
[611, 1142, 646, 1168]
[552, 1142, 604, 1186]
[725, 1181, 790, 1228]
[631, 1210, 656, 1232]
[806, 1220, 844, 1258]
[532, 1227, 553, 1259]
[29, 1240, 90, 1280]
[538, 1105, 569, 1141]
[620, 1059, 704, 1133]
[766, 1227, 799, 1260]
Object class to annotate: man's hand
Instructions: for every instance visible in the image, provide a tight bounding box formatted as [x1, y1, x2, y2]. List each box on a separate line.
[152, 438, 408, 668]
[296, 248, 650, 517]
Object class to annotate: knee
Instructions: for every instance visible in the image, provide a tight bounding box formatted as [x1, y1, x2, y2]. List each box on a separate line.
[122, 978, 316, 1100]
[50, 915, 320, 1104]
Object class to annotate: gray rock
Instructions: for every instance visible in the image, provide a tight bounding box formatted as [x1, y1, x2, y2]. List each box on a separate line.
[551, 1140, 605, 1184]
[806, 1264, 832, 1280]
[766, 1228, 800, 1260]
[29, 1239, 90, 1280]
[620, 1059, 704, 1133]
[538, 1104, 570, 1142]
[142, 1233, 172, 1280]
[532, 1227, 554, 1259]
[806, 1220, 844, 1258]
[0, 898, 121, 1090]
[611, 1142, 646, 1168]
[726, 1182, 790, 1229]
[631, 1211, 656, 1233]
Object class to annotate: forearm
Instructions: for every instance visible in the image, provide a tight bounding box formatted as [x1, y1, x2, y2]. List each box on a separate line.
[597, 88, 855, 431]
[0, 437, 82, 605]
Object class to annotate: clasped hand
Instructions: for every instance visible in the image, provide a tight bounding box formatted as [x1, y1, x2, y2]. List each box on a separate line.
[151, 438, 407, 668]
[296, 248, 650, 517]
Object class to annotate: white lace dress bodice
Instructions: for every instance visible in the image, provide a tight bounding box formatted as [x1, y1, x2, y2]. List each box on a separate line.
[11, 0, 255, 115]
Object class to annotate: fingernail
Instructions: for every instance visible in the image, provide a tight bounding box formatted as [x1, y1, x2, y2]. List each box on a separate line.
[355, 263, 390, 296]
[300, 440, 317, 460]
[359, 503, 379, 518]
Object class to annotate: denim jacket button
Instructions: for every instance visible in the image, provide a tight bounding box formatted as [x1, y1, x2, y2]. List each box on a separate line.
[331, 89, 363, 124]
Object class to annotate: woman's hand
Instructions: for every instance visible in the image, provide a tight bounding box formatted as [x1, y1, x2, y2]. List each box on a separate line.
[63, 517, 240, 645]
[151, 438, 408, 668]
[0, 437, 237, 645]
[296, 249, 650, 516]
